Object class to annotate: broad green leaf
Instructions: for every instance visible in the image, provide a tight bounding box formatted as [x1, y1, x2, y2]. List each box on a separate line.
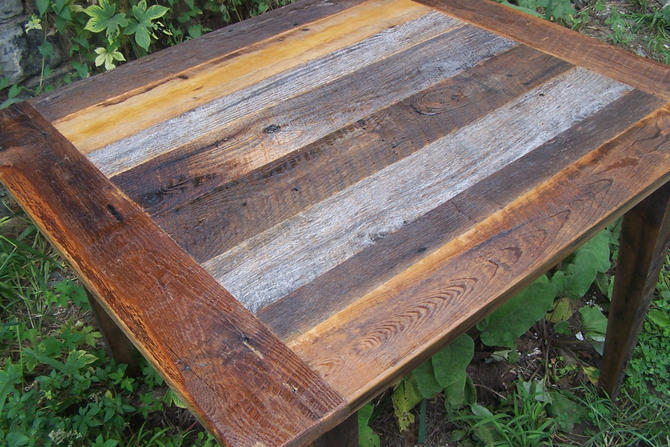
[480, 275, 556, 347]
[432, 334, 474, 407]
[580, 305, 608, 354]
[412, 360, 442, 399]
[517, 379, 552, 404]
[6, 432, 30, 447]
[562, 231, 610, 299]
[548, 391, 584, 431]
[470, 403, 493, 418]
[0, 360, 22, 416]
[38, 40, 54, 59]
[546, 297, 572, 323]
[36, 0, 49, 17]
[392, 376, 422, 432]
[145, 4, 169, 20]
[648, 308, 670, 329]
[580, 305, 608, 337]
[358, 403, 380, 447]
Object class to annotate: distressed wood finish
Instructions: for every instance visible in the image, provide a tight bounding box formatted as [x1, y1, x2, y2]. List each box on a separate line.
[204, 68, 630, 311]
[47, 0, 433, 154]
[30, 0, 366, 122]
[96, 12, 464, 178]
[288, 105, 670, 404]
[599, 182, 670, 397]
[2, 0, 670, 445]
[259, 89, 665, 340]
[138, 45, 569, 261]
[416, 0, 670, 100]
[0, 103, 348, 447]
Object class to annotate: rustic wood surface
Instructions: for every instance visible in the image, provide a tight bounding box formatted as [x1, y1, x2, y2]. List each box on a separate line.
[416, 0, 670, 100]
[2, 0, 670, 444]
[259, 89, 665, 340]
[0, 103, 349, 447]
[599, 182, 670, 397]
[288, 105, 670, 405]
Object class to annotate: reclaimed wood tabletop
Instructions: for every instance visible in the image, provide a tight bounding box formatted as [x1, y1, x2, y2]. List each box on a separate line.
[1, 0, 669, 445]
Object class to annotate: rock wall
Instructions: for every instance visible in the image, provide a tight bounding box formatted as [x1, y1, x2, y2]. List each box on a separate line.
[0, 0, 64, 84]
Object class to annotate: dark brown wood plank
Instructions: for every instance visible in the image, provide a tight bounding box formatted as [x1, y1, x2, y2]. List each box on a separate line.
[414, 0, 670, 101]
[30, 0, 365, 122]
[0, 103, 348, 447]
[599, 181, 670, 398]
[259, 90, 664, 340]
[137, 45, 569, 263]
[288, 104, 670, 405]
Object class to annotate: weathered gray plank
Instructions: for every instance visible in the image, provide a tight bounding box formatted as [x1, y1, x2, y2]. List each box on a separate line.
[89, 12, 464, 177]
[202, 68, 630, 312]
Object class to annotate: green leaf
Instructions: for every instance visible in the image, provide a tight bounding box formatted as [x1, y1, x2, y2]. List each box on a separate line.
[412, 360, 442, 399]
[38, 40, 54, 59]
[358, 403, 380, 447]
[94, 46, 125, 71]
[125, 0, 169, 50]
[145, 4, 169, 20]
[480, 275, 556, 347]
[548, 391, 584, 431]
[392, 376, 422, 432]
[580, 305, 608, 354]
[580, 305, 608, 337]
[546, 297, 572, 323]
[36, 0, 49, 17]
[562, 231, 611, 299]
[6, 432, 30, 447]
[648, 308, 670, 329]
[84, 0, 128, 39]
[432, 334, 474, 407]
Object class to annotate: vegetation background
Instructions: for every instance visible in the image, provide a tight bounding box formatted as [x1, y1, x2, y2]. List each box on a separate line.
[1, 0, 669, 446]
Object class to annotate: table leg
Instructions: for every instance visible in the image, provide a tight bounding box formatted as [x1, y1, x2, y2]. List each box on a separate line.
[310, 413, 358, 447]
[87, 290, 140, 376]
[599, 182, 670, 398]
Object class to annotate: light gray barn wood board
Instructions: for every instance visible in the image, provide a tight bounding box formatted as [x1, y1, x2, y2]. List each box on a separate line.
[89, 12, 463, 177]
[202, 68, 631, 312]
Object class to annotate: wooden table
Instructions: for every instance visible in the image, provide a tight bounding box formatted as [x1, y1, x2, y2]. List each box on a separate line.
[1, 0, 669, 445]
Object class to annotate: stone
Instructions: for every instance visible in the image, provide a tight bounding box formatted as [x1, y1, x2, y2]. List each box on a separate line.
[0, 21, 25, 82]
[0, 0, 23, 22]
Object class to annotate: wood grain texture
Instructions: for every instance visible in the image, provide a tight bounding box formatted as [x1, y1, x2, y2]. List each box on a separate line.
[94, 11, 463, 177]
[288, 104, 670, 406]
[50, 0, 433, 154]
[259, 89, 665, 340]
[203, 68, 630, 312]
[414, 0, 670, 100]
[135, 45, 568, 265]
[30, 0, 366, 122]
[599, 181, 670, 398]
[0, 103, 348, 447]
